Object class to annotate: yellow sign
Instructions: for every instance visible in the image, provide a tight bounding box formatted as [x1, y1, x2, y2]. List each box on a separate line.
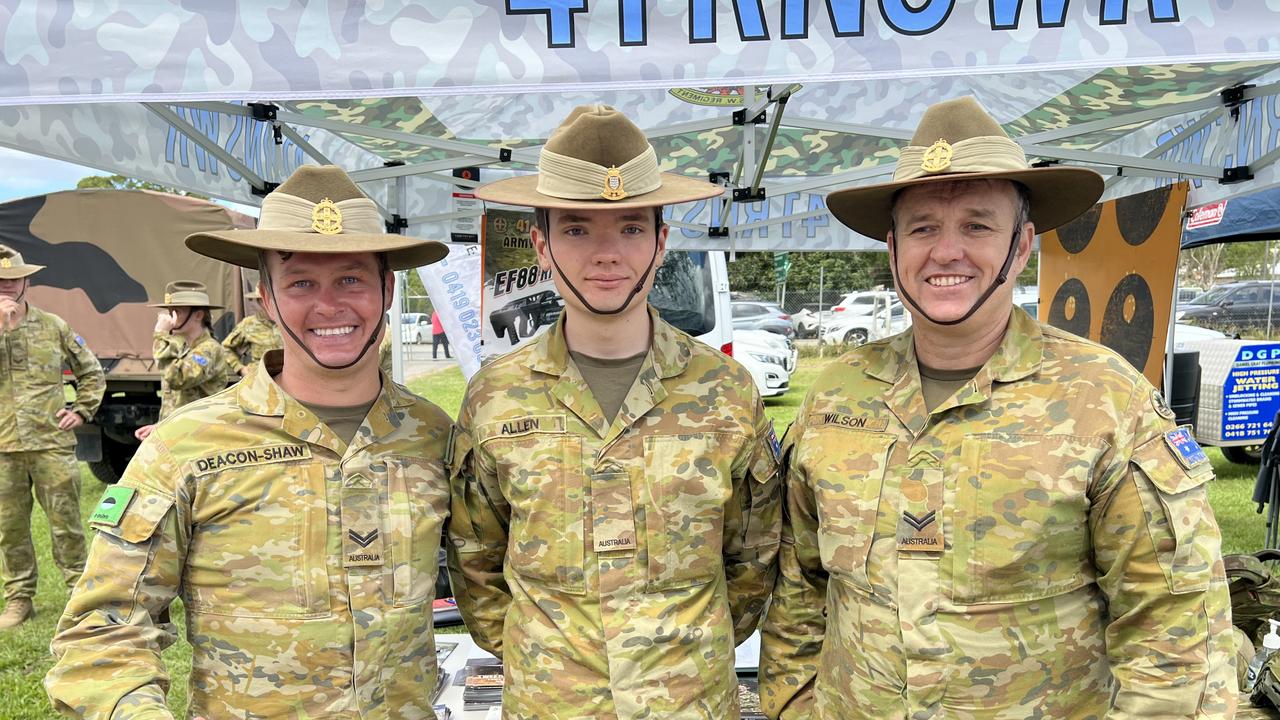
[312, 198, 343, 235]
[601, 167, 627, 201]
[920, 138, 953, 173]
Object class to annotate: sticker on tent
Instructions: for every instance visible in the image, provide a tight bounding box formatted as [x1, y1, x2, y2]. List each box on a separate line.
[1186, 200, 1228, 230]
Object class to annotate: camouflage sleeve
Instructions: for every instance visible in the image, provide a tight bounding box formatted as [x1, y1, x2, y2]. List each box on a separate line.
[1092, 391, 1237, 718]
[760, 418, 826, 720]
[45, 437, 187, 720]
[160, 338, 221, 391]
[59, 321, 105, 420]
[152, 332, 184, 366]
[446, 412, 512, 657]
[724, 396, 781, 645]
[220, 324, 246, 374]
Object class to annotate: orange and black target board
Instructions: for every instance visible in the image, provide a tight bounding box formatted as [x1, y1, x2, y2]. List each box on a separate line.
[1040, 182, 1188, 386]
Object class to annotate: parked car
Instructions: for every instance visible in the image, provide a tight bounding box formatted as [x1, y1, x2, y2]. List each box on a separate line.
[831, 290, 898, 316]
[731, 300, 796, 337]
[822, 292, 909, 345]
[1177, 280, 1280, 333]
[1176, 286, 1205, 305]
[736, 329, 797, 372]
[791, 305, 831, 338]
[734, 329, 795, 397]
[399, 312, 430, 343]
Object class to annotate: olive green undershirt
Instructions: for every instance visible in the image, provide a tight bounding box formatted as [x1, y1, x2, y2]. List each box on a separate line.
[918, 361, 983, 414]
[569, 349, 648, 425]
[300, 398, 378, 447]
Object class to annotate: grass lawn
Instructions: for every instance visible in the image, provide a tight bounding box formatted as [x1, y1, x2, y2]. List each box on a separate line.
[0, 359, 1266, 718]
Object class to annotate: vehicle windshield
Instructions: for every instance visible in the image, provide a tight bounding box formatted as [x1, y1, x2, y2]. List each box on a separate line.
[650, 251, 715, 336]
[1188, 286, 1234, 305]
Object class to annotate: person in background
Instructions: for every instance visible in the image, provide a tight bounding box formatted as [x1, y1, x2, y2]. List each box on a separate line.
[0, 244, 104, 631]
[133, 280, 230, 442]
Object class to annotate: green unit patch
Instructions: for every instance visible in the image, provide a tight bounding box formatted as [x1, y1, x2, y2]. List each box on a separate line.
[90, 486, 135, 527]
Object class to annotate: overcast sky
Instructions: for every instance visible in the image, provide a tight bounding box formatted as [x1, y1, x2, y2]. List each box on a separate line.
[0, 146, 100, 202]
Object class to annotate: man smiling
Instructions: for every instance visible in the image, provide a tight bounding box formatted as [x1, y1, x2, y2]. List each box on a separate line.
[448, 105, 782, 719]
[760, 96, 1236, 719]
[46, 165, 454, 720]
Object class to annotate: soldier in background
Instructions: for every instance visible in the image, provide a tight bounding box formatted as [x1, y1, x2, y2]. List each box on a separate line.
[449, 105, 781, 719]
[760, 96, 1236, 718]
[45, 165, 452, 718]
[0, 244, 104, 630]
[221, 287, 282, 376]
[133, 281, 229, 441]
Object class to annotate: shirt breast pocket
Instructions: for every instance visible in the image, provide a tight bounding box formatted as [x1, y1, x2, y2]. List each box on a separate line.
[804, 428, 893, 594]
[489, 432, 587, 594]
[949, 434, 1102, 605]
[644, 433, 733, 591]
[185, 461, 331, 619]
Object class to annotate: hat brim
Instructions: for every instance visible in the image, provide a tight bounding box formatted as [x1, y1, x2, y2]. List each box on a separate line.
[0, 265, 42, 279]
[825, 166, 1105, 240]
[148, 301, 225, 309]
[475, 172, 724, 209]
[184, 230, 449, 271]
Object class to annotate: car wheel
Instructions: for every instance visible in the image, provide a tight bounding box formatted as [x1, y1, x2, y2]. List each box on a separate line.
[844, 328, 869, 345]
[1223, 444, 1263, 465]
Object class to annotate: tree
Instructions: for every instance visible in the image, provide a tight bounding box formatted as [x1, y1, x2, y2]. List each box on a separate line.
[77, 174, 208, 199]
[1180, 240, 1275, 290]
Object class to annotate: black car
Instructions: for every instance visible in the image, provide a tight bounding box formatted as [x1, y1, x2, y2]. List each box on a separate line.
[1178, 281, 1280, 333]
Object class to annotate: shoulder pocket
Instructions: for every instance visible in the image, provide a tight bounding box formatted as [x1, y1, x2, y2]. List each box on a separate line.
[91, 489, 173, 544]
[1132, 434, 1219, 594]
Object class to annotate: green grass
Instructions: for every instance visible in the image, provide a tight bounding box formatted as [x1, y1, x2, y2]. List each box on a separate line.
[0, 468, 192, 720]
[1, 360, 1267, 717]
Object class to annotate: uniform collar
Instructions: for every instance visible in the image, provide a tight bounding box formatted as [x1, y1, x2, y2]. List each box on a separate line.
[237, 349, 413, 456]
[866, 305, 1043, 385]
[866, 305, 1044, 434]
[525, 305, 692, 440]
[526, 304, 691, 381]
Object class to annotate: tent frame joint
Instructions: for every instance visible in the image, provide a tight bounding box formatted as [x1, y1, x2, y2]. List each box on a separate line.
[733, 108, 767, 126]
[1221, 165, 1255, 185]
[733, 187, 766, 201]
[251, 181, 279, 197]
[386, 213, 408, 234]
[248, 102, 278, 121]
[1221, 83, 1255, 120]
[499, 148, 513, 162]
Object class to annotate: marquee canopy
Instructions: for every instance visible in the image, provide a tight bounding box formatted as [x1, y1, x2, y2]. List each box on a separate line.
[1, 1, 1279, 251]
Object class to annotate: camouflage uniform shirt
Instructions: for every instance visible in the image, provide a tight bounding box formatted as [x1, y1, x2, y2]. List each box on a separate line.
[760, 307, 1236, 719]
[46, 351, 452, 719]
[449, 308, 781, 720]
[221, 313, 282, 374]
[0, 305, 104, 450]
[154, 329, 229, 419]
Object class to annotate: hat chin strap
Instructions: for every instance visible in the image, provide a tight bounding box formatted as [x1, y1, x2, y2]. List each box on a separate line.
[892, 228, 1021, 327]
[545, 235, 658, 316]
[263, 274, 385, 372]
[171, 307, 195, 333]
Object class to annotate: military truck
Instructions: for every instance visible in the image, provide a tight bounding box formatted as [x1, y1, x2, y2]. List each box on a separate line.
[0, 189, 254, 483]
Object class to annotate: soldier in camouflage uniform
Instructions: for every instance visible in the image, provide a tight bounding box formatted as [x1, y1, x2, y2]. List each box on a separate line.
[759, 96, 1237, 718]
[0, 245, 104, 630]
[221, 287, 282, 376]
[132, 281, 231, 443]
[45, 165, 452, 719]
[450, 105, 780, 720]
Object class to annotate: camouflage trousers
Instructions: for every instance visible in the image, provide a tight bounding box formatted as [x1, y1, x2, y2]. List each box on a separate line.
[0, 448, 86, 601]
